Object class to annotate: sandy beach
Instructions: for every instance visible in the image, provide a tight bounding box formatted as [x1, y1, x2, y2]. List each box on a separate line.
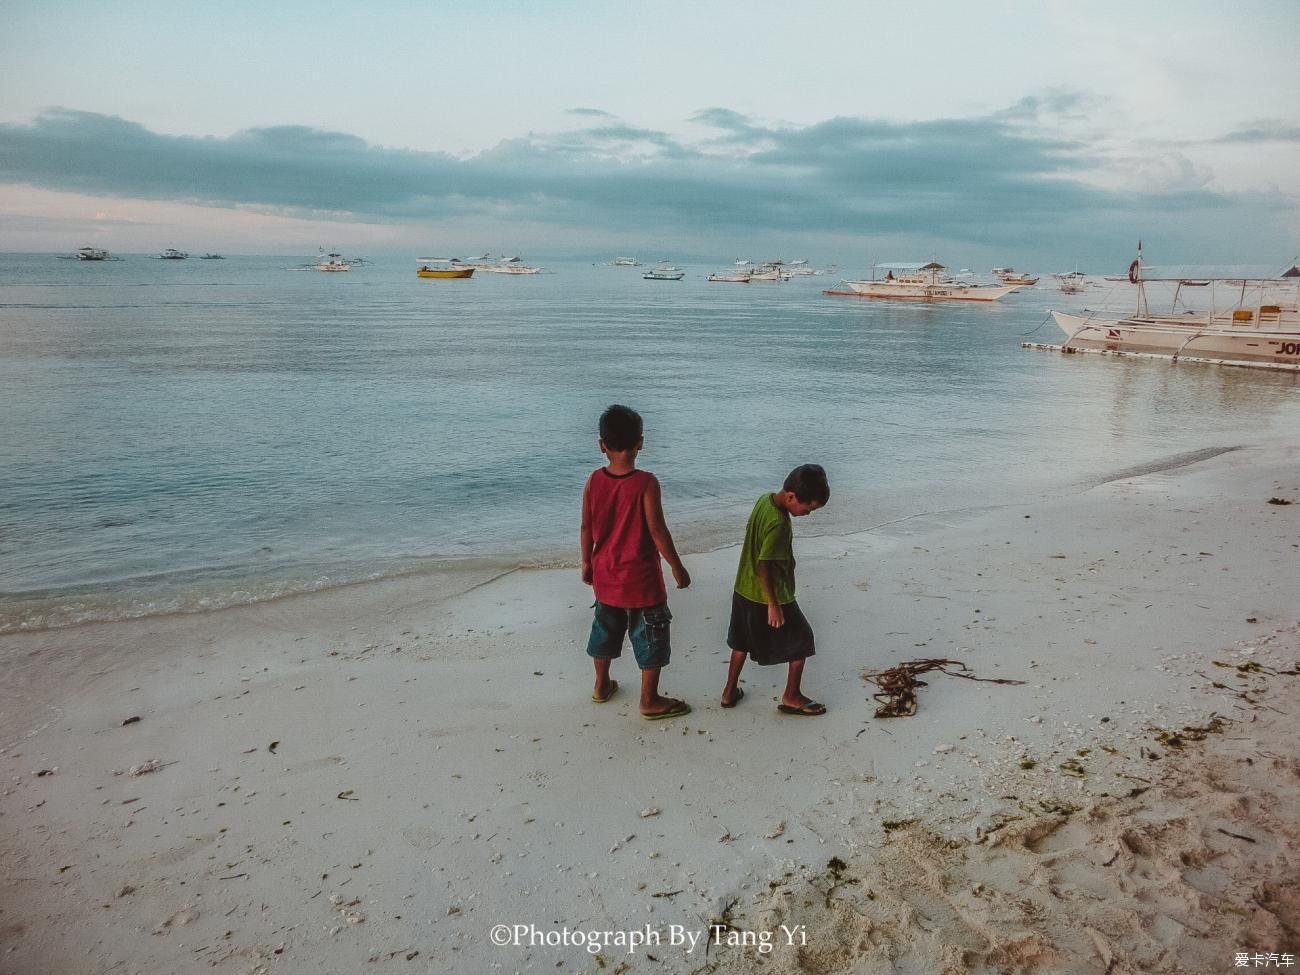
[2, 442, 1297, 975]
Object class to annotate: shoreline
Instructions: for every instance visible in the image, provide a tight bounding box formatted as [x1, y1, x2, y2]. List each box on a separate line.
[1, 440, 1296, 974]
[0, 443, 1255, 638]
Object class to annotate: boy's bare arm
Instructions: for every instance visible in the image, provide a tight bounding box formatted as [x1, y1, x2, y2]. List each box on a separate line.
[580, 477, 594, 585]
[643, 475, 690, 589]
[756, 560, 785, 628]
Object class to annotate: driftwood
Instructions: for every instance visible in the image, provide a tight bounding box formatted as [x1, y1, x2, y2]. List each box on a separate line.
[862, 658, 1025, 718]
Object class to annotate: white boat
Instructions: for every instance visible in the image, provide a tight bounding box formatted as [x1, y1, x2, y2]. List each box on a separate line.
[76, 245, 109, 261]
[643, 264, 685, 281]
[610, 257, 641, 267]
[992, 266, 1039, 286]
[831, 262, 1017, 302]
[747, 263, 792, 281]
[481, 264, 541, 274]
[313, 251, 351, 272]
[1043, 248, 1300, 370]
[478, 256, 541, 273]
[707, 270, 752, 283]
[159, 248, 188, 259]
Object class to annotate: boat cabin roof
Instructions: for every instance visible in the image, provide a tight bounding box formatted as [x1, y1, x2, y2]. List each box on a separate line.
[873, 261, 946, 271]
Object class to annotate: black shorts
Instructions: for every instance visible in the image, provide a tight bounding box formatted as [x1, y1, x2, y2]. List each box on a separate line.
[726, 592, 815, 666]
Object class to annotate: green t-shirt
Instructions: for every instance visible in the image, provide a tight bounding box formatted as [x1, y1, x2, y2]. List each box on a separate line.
[734, 493, 796, 606]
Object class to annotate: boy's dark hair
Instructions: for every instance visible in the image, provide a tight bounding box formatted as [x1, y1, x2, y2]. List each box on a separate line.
[784, 464, 830, 505]
[599, 405, 643, 451]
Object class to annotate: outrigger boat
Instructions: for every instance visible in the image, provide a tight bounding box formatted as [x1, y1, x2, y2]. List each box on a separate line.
[991, 267, 1039, 286]
[643, 264, 685, 281]
[827, 262, 1017, 302]
[417, 259, 474, 279]
[313, 251, 351, 272]
[1033, 245, 1300, 370]
[75, 245, 110, 261]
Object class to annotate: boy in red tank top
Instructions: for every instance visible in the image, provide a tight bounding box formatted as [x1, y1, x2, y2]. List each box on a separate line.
[581, 405, 692, 719]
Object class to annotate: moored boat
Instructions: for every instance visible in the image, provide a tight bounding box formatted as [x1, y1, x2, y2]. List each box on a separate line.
[707, 270, 752, 283]
[643, 264, 685, 281]
[992, 267, 1039, 286]
[313, 251, 351, 271]
[480, 262, 541, 274]
[1038, 247, 1300, 370]
[417, 259, 474, 279]
[159, 248, 188, 259]
[828, 262, 1017, 302]
[76, 245, 109, 261]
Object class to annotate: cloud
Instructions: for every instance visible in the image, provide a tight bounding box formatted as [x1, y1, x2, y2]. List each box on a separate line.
[0, 103, 1293, 261]
[1215, 121, 1300, 144]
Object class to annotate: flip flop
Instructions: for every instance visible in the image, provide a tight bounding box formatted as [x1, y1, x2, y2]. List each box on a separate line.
[591, 679, 619, 704]
[642, 700, 691, 721]
[720, 687, 745, 709]
[777, 700, 826, 716]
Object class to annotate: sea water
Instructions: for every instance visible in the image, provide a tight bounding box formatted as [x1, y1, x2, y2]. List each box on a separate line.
[2, 254, 1297, 632]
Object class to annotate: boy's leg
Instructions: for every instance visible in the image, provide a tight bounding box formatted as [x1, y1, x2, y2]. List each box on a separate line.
[587, 602, 627, 702]
[630, 606, 688, 717]
[592, 656, 615, 702]
[638, 666, 687, 717]
[780, 658, 825, 714]
[721, 650, 747, 707]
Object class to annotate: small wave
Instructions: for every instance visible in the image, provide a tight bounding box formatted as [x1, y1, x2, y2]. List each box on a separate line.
[0, 555, 521, 634]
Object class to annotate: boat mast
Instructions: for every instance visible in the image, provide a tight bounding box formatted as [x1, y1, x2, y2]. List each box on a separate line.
[1135, 240, 1147, 317]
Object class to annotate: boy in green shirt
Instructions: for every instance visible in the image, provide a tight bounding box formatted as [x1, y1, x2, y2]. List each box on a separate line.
[721, 464, 830, 716]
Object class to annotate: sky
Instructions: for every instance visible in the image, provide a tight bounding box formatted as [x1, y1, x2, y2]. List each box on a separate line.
[1, 0, 1298, 270]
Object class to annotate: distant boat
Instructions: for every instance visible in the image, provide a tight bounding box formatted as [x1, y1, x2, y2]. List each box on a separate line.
[828, 261, 1017, 302]
[748, 264, 792, 281]
[313, 251, 351, 272]
[478, 255, 542, 274]
[707, 270, 752, 283]
[991, 267, 1039, 286]
[159, 248, 188, 260]
[199, 253, 225, 260]
[609, 257, 641, 267]
[76, 245, 109, 261]
[643, 264, 685, 281]
[417, 259, 474, 279]
[480, 264, 541, 274]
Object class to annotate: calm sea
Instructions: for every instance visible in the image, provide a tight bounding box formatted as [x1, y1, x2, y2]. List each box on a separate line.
[2, 253, 1297, 632]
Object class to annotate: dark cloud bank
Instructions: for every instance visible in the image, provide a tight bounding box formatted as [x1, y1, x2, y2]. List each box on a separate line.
[1, 105, 1292, 260]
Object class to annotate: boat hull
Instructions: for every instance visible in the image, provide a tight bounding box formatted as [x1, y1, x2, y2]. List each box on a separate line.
[838, 281, 1017, 301]
[417, 267, 474, 279]
[1051, 311, 1300, 367]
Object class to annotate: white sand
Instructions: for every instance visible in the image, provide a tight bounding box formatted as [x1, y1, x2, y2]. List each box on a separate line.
[2, 443, 1297, 974]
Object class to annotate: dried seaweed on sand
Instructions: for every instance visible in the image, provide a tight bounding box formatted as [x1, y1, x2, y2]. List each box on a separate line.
[862, 658, 1025, 717]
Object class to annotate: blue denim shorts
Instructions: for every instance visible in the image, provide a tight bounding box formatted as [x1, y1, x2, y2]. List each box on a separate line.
[586, 601, 672, 670]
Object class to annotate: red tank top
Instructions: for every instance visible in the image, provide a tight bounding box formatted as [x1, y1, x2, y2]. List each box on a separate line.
[586, 468, 667, 609]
